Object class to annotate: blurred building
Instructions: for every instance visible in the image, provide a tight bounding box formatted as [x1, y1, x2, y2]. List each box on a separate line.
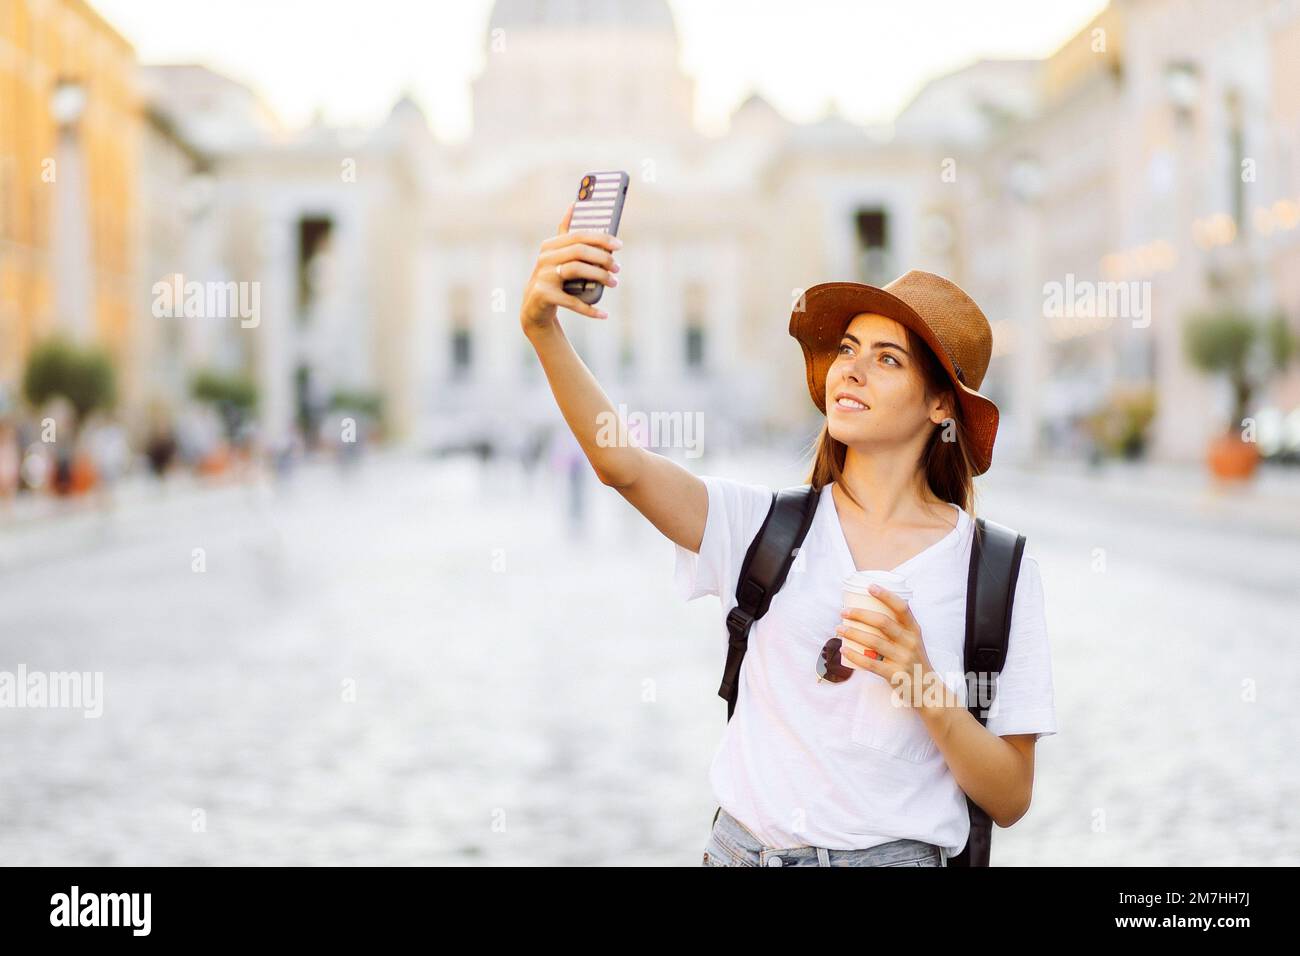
[953, 0, 1300, 462]
[438, 0, 1300, 467]
[138, 65, 432, 446]
[7, 0, 1299, 468]
[437, 0, 1034, 457]
[136, 72, 219, 418]
[131, 0, 1005, 456]
[0, 0, 139, 412]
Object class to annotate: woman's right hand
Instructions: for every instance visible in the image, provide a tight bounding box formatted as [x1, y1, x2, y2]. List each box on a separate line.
[519, 201, 622, 336]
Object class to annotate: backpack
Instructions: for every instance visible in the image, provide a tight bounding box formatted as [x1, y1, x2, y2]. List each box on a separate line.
[712, 483, 1026, 867]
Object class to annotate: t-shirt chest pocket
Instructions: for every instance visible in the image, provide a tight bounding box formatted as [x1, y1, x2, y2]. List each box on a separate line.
[847, 648, 963, 763]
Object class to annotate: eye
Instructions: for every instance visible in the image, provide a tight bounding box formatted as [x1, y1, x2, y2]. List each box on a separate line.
[837, 343, 853, 356]
[881, 353, 901, 367]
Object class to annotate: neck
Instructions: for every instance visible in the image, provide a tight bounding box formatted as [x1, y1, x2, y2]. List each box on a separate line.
[835, 448, 944, 527]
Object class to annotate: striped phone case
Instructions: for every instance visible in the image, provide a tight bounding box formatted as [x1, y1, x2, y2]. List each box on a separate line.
[563, 170, 629, 305]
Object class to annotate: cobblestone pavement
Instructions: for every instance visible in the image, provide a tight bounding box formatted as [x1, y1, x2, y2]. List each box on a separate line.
[1, 452, 1296, 864]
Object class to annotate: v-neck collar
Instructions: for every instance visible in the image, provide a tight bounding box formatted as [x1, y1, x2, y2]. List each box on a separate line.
[822, 483, 965, 575]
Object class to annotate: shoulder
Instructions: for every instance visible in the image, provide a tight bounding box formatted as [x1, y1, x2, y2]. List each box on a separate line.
[693, 474, 777, 539]
[701, 473, 776, 504]
[672, 475, 782, 603]
[1016, 547, 1042, 583]
[968, 516, 1043, 601]
[973, 516, 1036, 563]
[1009, 549, 1046, 634]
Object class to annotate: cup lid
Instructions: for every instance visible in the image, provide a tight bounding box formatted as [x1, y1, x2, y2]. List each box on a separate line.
[842, 569, 912, 595]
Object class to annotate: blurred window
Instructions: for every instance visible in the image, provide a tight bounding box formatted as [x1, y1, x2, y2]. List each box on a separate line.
[297, 216, 333, 321]
[854, 208, 892, 285]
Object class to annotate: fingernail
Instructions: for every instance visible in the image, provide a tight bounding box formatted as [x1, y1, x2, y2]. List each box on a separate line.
[609, 276, 618, 286]
[868, 584, 880, 594]
[612, 238, 623, 248]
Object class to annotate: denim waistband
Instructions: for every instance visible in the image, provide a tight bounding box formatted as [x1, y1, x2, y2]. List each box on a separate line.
[709, 807, 947, 867]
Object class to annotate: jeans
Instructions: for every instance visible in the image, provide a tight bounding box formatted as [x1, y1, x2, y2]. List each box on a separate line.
[702, 808, 947, 867]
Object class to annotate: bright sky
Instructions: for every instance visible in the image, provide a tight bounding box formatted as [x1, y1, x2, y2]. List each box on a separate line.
[89, 0, 1110, 140]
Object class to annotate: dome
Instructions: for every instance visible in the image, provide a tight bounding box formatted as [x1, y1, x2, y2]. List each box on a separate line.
[487, 0, 677, 34]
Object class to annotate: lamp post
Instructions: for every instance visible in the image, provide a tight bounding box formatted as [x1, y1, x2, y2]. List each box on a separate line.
[50, 78, 93, 343]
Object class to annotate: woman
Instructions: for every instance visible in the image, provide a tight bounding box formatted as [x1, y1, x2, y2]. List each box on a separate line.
[520, 202, 1057, 867]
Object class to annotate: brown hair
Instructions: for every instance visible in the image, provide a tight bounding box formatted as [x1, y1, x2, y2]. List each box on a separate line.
[801, 323, 981, 518]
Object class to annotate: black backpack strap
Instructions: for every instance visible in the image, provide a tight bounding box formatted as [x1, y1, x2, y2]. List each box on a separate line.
[949, 515, 1026, 868]
[717, 484, 820, 721]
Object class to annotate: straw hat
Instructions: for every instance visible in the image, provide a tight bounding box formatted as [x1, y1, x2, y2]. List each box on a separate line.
[789, 270, 1000, 475]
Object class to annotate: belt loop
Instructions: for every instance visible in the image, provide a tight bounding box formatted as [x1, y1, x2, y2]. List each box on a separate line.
[817, 847, 830, 867]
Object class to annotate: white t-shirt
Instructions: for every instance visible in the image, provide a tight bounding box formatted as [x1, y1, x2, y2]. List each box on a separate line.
[674, 476, 1057, 856]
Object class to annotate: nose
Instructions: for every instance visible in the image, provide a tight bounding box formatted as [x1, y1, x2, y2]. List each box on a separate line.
[841, 355, 867, 386]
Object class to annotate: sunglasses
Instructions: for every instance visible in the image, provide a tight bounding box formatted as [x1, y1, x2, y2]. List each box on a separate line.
[816, 634, 883, 684]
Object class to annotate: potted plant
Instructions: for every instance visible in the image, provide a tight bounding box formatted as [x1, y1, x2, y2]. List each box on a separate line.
[1184, 307, 1297, 482]
[328, 388, 384, 441]
[1082, 386, 1157, 461]
[21, 338, 117, 495]
[190, 369, 258, 475]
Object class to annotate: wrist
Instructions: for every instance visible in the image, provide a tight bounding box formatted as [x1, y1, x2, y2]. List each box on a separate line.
[523, 316, 561, 345]
[917, 667, 958, 737]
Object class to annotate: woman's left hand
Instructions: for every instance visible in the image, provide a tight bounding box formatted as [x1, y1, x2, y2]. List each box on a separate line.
[835, 585, 935, 709]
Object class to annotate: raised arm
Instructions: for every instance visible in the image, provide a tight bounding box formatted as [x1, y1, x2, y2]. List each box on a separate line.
[520, 203, 707, 553]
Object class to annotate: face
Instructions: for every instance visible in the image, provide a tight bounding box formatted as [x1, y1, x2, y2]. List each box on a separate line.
[825, 312, 951, 455]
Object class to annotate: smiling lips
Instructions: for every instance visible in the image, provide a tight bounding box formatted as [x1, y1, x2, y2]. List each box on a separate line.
[834, 394, 869, 412]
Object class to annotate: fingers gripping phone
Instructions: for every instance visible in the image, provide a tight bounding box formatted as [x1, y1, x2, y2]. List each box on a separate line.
[564, 170, 629, 305]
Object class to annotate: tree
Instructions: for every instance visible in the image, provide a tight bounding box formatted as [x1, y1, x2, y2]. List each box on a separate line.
[191, 369, 258, 443]
[1184, 308, 1297, 435]
[22, 338, 117, 425]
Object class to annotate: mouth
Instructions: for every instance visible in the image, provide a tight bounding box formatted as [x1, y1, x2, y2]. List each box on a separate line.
[833, 393, 869, 412]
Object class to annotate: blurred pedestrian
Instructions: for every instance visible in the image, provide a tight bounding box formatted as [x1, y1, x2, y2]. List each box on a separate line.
[520, 425, 549, 495]
[548, 426, 588, 538]
[145, 422, 177, 480]
[0, 419, 19, 511]
[86, 413, 131, 510]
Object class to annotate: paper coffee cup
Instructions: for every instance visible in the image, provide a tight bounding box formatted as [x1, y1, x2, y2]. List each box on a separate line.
[840, 570, 913, 670]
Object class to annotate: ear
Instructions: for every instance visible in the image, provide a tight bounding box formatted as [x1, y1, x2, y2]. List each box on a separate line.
[929, 391, 954, 426]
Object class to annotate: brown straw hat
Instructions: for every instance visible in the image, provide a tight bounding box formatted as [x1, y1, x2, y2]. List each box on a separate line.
[789, 270, 1000, 475]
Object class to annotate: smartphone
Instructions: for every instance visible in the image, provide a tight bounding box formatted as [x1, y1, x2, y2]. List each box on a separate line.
[563, 170, 629, 305]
